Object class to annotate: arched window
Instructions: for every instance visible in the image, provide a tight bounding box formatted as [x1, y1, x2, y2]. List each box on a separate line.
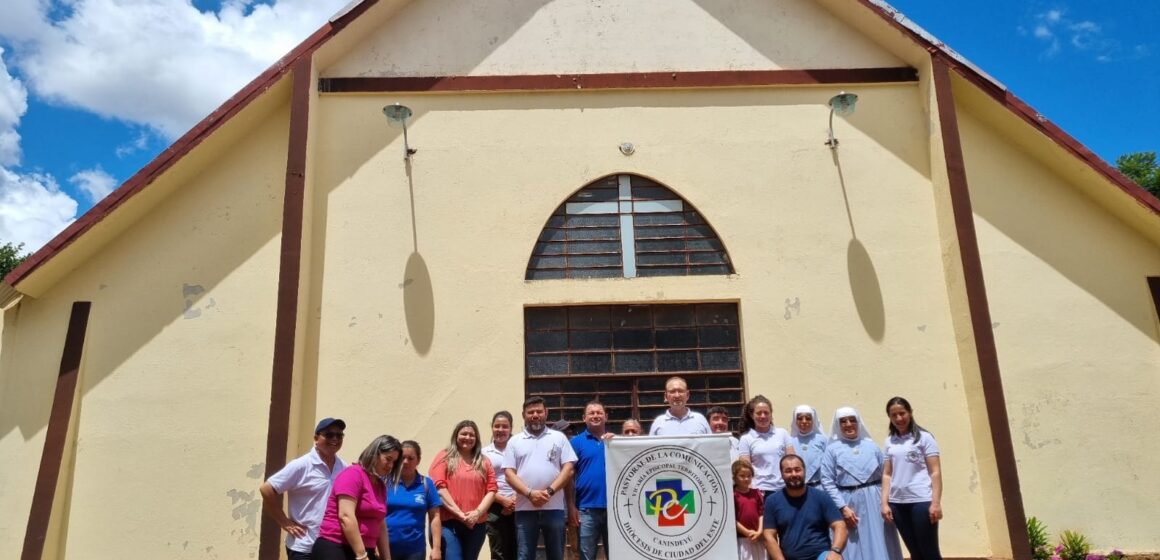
[526, 174, 734, 280]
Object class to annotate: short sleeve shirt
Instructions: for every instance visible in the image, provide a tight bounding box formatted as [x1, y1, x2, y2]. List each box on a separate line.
[266, 448, 347, 552]
[763, 487, 842, 560]
[482, 443, 514, 497]
[317, 466, 387, 549]
[649, 410, 711, 436]
[733, 487, 764, 532]
[570, 429, 608, 509]
[883, 431, 940, 503]
[738, 427, 794, 492]
[502, 428, 577, 511]
[385, 475, 442, 556]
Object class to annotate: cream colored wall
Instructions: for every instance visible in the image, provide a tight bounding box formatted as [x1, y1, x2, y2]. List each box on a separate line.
[323, 0, 903, 77]
[307, 85, 993, 556]
[0, 102, 290, 559]
[960, 107, 1160, 553]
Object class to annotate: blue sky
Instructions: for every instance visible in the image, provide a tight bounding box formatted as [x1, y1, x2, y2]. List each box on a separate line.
[0, 0, 1157, 254]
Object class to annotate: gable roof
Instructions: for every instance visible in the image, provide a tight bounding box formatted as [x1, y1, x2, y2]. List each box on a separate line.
[5, 0, 1157, 292]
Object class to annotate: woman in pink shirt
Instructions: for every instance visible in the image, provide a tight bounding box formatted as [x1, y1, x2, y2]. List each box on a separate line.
[313, 435, 403, 560]
[431, 420, 498, 560]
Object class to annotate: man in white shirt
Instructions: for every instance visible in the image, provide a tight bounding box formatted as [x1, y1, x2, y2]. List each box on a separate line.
[649, 376, 712, 436]
[503, 396, 577, 560]
[259, 417, 348, 560]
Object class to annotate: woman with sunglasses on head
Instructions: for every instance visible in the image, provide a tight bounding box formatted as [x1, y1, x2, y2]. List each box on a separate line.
[313, 435, 404, 560]
[821, 407, 902, 560]
[482, 412, 517, 560]
[386, 441, 443, 560]
[431, 420, 497, 560]
[881, 397, 943, 560]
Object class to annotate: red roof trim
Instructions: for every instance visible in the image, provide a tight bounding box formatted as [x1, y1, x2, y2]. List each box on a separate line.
[3, 0, 380, 287]
[854, 0, 1160, 218]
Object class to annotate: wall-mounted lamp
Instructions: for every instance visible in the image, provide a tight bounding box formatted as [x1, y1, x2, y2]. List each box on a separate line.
[382, 103, 418, 160]
[824, 92, 858, 149]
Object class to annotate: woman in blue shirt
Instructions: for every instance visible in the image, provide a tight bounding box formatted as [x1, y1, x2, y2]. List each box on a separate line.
[387, 440, 444, 560]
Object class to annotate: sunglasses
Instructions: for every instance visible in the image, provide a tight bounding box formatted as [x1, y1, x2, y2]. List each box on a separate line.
[320, 432, 345, 440]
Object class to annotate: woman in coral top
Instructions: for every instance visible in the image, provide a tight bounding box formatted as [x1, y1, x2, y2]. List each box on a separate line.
[431, 420, 498, 560]
[313, 435, 403, 560]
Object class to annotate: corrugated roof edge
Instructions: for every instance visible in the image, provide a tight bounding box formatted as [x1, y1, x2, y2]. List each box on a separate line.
[2, 0, 379, 289]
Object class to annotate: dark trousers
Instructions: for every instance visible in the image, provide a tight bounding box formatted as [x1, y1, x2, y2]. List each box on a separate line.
[890, 502, 942, 560]
[311, 537, 380, 560]
[488, 503, 518, 560]
[287, 548, 313, 560]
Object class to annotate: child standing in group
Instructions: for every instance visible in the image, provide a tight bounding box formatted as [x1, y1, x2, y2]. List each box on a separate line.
[733, 460, 765, 560]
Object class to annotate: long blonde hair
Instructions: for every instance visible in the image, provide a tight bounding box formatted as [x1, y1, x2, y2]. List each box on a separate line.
[444, 420, 488, 479]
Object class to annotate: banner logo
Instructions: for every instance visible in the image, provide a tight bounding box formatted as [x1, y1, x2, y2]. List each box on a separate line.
[612, 445, 728, 560]
[645, 479, 696, 526]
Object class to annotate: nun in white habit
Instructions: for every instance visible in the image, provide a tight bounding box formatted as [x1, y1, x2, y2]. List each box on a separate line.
[821, 407, 903, 560]
[789, 405, 827, 488]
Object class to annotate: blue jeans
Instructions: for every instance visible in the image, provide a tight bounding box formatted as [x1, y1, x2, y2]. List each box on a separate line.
[515, 509, 566, 560]
[442, 519, 488, 560]
[578, 508, 608, 560]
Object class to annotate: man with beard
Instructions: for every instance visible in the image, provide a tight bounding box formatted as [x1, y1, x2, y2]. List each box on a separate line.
[648, 376, 711, 435]
[259, 417, 348, 559]
[503, 396, 578, 560]
[763, 454, 847, 560]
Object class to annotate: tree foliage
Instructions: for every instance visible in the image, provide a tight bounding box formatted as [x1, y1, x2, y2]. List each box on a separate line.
[1, 241, 29, 281]
[1115, 151, 1160, 199]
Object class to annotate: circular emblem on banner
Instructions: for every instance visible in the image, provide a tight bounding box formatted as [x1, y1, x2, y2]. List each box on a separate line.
[612, 445, 728, 560]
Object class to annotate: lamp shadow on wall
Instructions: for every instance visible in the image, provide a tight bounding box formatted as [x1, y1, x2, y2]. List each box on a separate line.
[403, 158, 435, 355]
[833, 150, 886, 342]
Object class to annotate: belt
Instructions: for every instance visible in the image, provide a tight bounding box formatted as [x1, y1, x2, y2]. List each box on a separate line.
[837, 479, 881, 491]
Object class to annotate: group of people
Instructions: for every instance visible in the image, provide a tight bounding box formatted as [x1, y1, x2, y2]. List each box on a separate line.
[259, 376, 943, 560]
[728, 396, 943, 560]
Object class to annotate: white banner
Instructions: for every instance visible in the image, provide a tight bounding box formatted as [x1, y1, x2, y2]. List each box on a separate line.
[605, 434, 736, 560]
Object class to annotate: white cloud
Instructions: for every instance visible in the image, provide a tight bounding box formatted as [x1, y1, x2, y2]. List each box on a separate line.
[0, 168, 77, 252]
[1025, 9, 1131, 61]
[0, 47, 29, 167]
[0, 46, 78, 251]
[4, 0, 350, 139]
[115, 129, 152, 158]
[69, 167, 116, 202]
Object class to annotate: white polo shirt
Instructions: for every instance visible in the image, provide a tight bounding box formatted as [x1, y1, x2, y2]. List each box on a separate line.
[884, 431, 940, 503]
[502, 427, 577, 511]
[267, 447, 347, 552]
[738, 427, 793, 492]
[649, 409, 711, 436]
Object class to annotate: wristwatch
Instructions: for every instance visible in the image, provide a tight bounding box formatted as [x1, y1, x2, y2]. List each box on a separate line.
[546, 487, 556, 496]
[830, 547, 843, 556]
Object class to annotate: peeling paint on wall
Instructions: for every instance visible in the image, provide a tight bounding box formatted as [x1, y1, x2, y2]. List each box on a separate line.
[225, 488, 260, 544]
[784, 297, 800, 319]
[246, 463, 264, 479]
[183, 283, 205, 319]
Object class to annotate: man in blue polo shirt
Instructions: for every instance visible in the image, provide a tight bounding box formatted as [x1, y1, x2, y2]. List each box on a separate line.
[763, 454, 848, 560]
[568, 401, 612, 560]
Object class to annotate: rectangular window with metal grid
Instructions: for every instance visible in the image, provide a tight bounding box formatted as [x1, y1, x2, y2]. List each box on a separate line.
[524, 303, 745, 433]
